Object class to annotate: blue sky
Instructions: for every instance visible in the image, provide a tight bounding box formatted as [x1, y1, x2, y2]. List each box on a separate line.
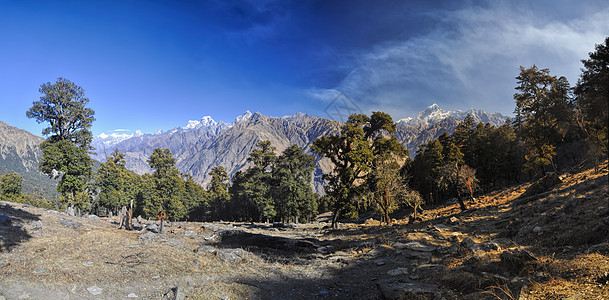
[0, 0, 607, 137]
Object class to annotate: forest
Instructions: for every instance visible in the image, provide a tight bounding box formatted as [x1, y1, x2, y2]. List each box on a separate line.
[1, 38, 607, 227]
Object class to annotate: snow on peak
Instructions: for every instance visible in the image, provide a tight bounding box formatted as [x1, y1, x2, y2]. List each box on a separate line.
[94, 132, 137, 147]
[183, 116, 218, 130]
[234, 111, 253, 124]
[398, 103, 507, 127]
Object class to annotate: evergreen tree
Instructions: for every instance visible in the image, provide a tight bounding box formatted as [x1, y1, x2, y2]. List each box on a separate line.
[26, 78, 95, 210]
[272, 144, 317, 223]
[0, 172, 22, 199]
[574, 37, 609, 162]
[147, 148, 186, 221]
[207, 166, 230, 220]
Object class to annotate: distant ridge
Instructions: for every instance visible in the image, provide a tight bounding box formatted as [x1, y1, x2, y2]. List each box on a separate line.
[88, 104, 507, 193]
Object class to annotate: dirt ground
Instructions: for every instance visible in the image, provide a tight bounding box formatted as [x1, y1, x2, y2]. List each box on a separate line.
[0, 162, 607, 299]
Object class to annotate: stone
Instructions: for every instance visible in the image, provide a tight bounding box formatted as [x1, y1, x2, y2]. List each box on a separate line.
[449, 216, 460, 224]
[433, 224, 452, 232]
[387, 268, 409, 276]
[500, 248, 537, 272]
[87, 214, 100, 221]
[66, 206, 75, 217]
[127, 293, 138, 298]
[58, 217, 83, 229]
[377, 280, 444, 300]
[29, 220, 43, 231]
[82, 262, 94, 267]
[491, 238, 514, 247]
[460, 237, 481, 253]
[33, 267, 46, 273]
[216, 248, 251, 263]
[374, 259, 386, 266]
[532, 226, 543, 234]
[194, 245, 217, 254]
[147, 223, 159, 233]
[137, 216, 143, 224]
[0, 214, 12, 226]
[87, 286, 103, 296]
[402, 241, 435, 252]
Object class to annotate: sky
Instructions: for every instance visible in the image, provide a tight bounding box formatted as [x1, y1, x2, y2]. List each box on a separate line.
[0, 0, 607, 137]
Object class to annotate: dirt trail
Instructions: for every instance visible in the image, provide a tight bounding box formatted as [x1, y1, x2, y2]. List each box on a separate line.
[0, 162, 607, 299]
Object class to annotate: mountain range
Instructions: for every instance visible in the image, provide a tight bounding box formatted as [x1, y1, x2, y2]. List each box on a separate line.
[1, 104, 507, 196]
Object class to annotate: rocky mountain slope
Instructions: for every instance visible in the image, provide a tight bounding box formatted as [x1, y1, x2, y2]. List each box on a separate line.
[91, 105, 506, 190]
[1, 161, 606, 299]
[0, 121, 57, 199]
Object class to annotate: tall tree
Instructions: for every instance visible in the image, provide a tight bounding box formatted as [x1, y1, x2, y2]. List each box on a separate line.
[272, 144, 317, 223]
[26, 78, 95, 210]
[574, 37, 609, 162]
[514, 65, 573, 175]
[207, 166, 230, 220]
[147, 148, 186, 221]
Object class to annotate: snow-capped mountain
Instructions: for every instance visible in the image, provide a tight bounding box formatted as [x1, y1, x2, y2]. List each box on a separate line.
[91, 111, 253, 160]
[398, 103, 507, 127]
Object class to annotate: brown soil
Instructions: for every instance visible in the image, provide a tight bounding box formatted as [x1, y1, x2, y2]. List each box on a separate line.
[0, 161, 607, 299]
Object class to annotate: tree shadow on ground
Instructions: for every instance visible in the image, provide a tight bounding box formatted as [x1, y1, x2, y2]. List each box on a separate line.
[0, 202, 40, 252]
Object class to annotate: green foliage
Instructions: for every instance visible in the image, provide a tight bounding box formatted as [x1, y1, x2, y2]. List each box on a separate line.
[272, 144, 317, 223]
[208, 166, 231, 220]
[514, 65, 574, 175]
[574, 37, 609, 159]
[95, 149, 139, 214]
[0, 172, 22, 198]
[147, 148, 187, 221]
[26, 77, 95, 148]
[38, 139, 92, 208]
[26, 78, 95, 211]
[312, 112, 408, 227]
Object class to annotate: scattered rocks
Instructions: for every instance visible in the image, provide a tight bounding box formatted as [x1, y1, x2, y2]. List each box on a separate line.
[377, 280, 444, 300]
[28, 220, 43, 231]
[57, 218, 82, 229]
[216, 248, 252, 263]
[86, 286, 103, 296]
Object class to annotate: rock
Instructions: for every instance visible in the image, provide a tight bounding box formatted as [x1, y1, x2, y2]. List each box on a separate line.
[365, 218, 381, 226]
[33, 267, 47, 274]
[402, 241, 435, 252]
[29, 220, 43, 231]
[460, 237, 481, 253]
[387, 268, 409, 276]
[194, 245, 217, 254]
[138, 231, 160, 242]
[216, 248, 251, 263]
[500, 248, 537, 272]
[433, 224, 452, 232]
[173, 287, 185, 300]
[491, 238, 514, 247]
[519, 172, 562, 199]
[66, 206, 75, 217]
[58, 218, 83, 229]
[532, 226, 543, 234]
[82, 262, 94, 267]
[87, 286, 103, 296]
[449, 216, 460, 224]
[147, 223, 159, 233]
[374, 259, 386, 266]
[137, 216, 143, 224]
[87, 214, 100, 221]
[127, 293, 138, 298]
[377, 280, 444, 300]
[0, 214, 12, 226]
[589, 242, 608, 253]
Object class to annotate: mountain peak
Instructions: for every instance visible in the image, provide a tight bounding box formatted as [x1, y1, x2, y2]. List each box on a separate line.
[234, 111, 253, 124]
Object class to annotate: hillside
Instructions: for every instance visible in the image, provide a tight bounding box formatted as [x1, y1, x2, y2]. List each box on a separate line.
[1, 160, 606, 299]
[0, 121, 57, 200]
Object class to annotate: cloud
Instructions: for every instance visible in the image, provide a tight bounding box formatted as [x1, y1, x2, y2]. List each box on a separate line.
[312, 2, 609, 119]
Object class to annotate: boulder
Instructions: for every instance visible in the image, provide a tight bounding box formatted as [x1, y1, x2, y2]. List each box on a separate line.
[460, 237, 481, 253]
[29, 220, 43, 231]
[147, 223, 159, 233]
[58, 217, 83, 229]
[500, 248, 537, 273]
[519, 172, 562, 199]
[87, 214, 100, 221]
[377, 280, 444, 300]
[66, 206, 75, 217]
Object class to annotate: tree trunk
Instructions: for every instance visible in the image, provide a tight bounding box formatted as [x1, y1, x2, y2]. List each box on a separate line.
[384, 186, 391, 225]
[331, 209, 341, 229]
